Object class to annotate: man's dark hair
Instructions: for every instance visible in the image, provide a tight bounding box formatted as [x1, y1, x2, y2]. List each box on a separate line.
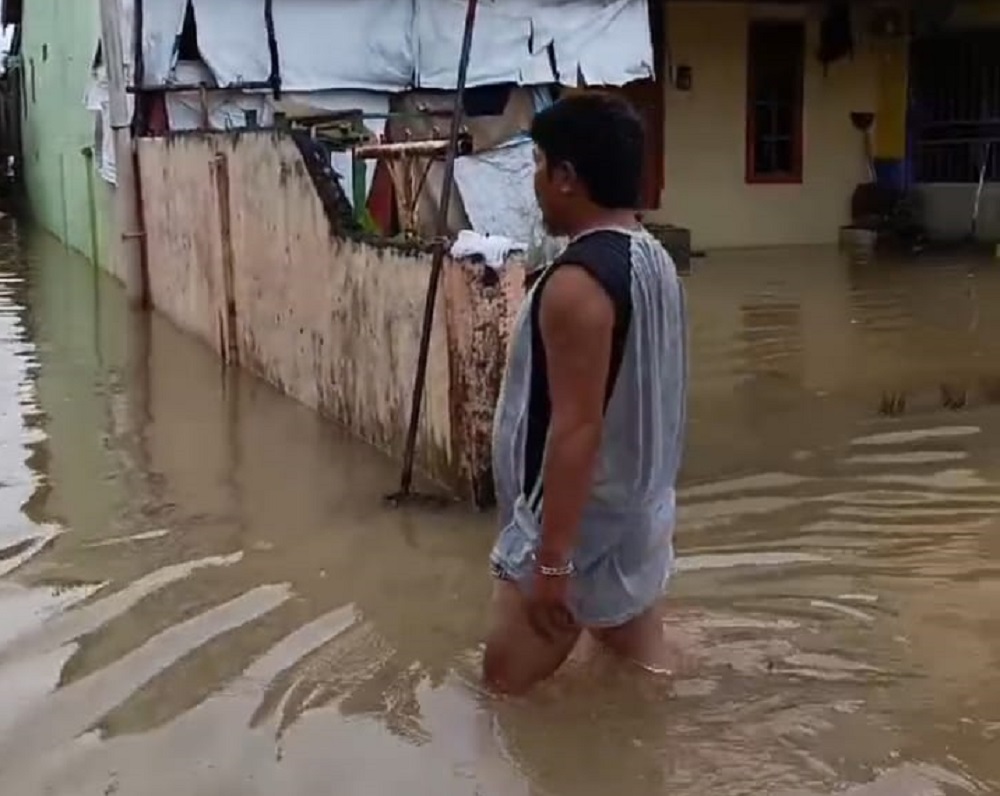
[529, 92, 645, 209]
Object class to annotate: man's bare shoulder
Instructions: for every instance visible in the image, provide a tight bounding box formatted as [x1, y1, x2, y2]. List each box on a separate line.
[538, 264, 615, 344]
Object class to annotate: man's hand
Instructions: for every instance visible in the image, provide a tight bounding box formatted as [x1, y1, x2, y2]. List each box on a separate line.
[526, 571, 577, 641]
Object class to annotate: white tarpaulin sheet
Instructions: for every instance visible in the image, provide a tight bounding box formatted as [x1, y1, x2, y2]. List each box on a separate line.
[83, 61, 136, 186]
[413, 0, 552, 89]
[83, 69, 116, 185]
[416, 0, 653, 88]
[189, 0, 271, 85]
[116, 0, 188, 82]
[141, 0, 189, 83]
[272, 1, 414, 91]
[191, 0, 413, 91]
[166, 62, 275, 131]
[531, 0, 654, 86]
[187, 0, 650, 91]
[454, 137, 564, 265]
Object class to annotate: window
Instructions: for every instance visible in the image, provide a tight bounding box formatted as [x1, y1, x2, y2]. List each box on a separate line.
[745, 20, 805, 184]
[911, 31, 1000, 184]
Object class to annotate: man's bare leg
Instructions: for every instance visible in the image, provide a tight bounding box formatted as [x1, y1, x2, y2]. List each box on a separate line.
[483, 580, 581, 696]
[589, 605, 680, 674]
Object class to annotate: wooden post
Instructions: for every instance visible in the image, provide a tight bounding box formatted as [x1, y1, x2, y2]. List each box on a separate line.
[212, 153, 239, 366]
[98, 0, 145, 306]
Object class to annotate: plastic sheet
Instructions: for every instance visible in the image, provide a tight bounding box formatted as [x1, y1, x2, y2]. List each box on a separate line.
[416, 0, 653, 89]
[188, 0, 651, 92]
[191, 0, 413, 91]
[166, 62, 275, 131]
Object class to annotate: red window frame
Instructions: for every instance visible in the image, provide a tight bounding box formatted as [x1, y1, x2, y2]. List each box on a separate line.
[745, 19, 805, 185]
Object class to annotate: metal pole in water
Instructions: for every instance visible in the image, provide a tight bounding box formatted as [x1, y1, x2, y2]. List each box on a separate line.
[392, 0, 480, 503]
[82, 146, 100, 269]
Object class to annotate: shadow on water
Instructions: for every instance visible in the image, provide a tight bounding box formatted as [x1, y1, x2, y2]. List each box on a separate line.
[0, 233, 997, 793]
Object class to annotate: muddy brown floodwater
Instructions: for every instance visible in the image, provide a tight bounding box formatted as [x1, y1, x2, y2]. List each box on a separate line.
[0, 226, 999, 795]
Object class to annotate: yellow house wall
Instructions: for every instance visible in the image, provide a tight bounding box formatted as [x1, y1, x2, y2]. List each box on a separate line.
[649, 2, 879, 249]
[949, 0, 1000, 26]
[873, 37, 908, 161]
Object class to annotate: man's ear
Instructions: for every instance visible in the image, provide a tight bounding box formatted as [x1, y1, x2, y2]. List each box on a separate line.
[553, 161, 577, 194]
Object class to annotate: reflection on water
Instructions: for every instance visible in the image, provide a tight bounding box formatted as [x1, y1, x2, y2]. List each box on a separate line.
[0, 233, 998, 793]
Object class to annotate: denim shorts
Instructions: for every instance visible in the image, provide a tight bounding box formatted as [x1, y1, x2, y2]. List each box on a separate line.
[489, 500, 675, 628]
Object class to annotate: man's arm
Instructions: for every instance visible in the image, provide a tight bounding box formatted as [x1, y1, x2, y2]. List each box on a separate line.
[536, 265, 615, 568]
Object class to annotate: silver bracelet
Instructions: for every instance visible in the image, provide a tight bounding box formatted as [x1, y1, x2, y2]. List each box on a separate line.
[536, 560, 574, 577]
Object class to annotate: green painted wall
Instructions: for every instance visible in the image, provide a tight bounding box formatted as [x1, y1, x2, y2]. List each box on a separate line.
[20, 0, 110, 268]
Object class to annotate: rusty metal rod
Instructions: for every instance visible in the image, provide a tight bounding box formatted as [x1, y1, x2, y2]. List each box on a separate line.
[126, 81, 273, 94]
[264, 0, 282, 99]
[132, 0, 146, 134]
[288, 110, 456, 125]
[395, 0, 480, 501]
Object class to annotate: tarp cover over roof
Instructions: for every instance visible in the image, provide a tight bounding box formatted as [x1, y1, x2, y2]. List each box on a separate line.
[135, 0, 654, 91]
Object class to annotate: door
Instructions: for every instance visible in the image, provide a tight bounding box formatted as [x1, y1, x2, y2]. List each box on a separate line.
[618, 78, 665, 209]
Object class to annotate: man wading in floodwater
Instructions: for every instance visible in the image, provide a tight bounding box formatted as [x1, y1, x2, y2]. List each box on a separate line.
[483, 93, 687, 695]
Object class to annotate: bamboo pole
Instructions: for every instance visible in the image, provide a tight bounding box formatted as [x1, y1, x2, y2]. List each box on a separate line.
[98, 0, 145, 305]
[392, 0, 480, 503]
[127, 81, 274, 94]
[352, 137, 472, 161]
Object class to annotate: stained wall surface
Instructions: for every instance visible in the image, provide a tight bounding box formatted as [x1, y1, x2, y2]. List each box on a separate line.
[138, 131, 524, 498]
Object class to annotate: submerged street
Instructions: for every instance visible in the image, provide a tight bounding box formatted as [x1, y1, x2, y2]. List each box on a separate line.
[0, 224, 999, 794]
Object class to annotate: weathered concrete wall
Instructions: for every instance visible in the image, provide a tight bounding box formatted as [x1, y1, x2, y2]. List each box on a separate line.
[137, 131, 521, 500]
[137, 137, 226, 349]
[443, 262, 525, 506]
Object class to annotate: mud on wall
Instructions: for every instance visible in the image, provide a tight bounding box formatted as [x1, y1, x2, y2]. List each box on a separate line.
[137, 130, 524, 501]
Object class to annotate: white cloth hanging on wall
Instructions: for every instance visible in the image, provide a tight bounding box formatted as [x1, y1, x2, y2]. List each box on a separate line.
[117, 0, 189, 83]
[166, 61, 275, 131]
[83, 64, 119, 185]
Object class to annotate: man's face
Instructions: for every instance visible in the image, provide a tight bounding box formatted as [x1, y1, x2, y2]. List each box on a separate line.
[533, 146, 569, 236]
